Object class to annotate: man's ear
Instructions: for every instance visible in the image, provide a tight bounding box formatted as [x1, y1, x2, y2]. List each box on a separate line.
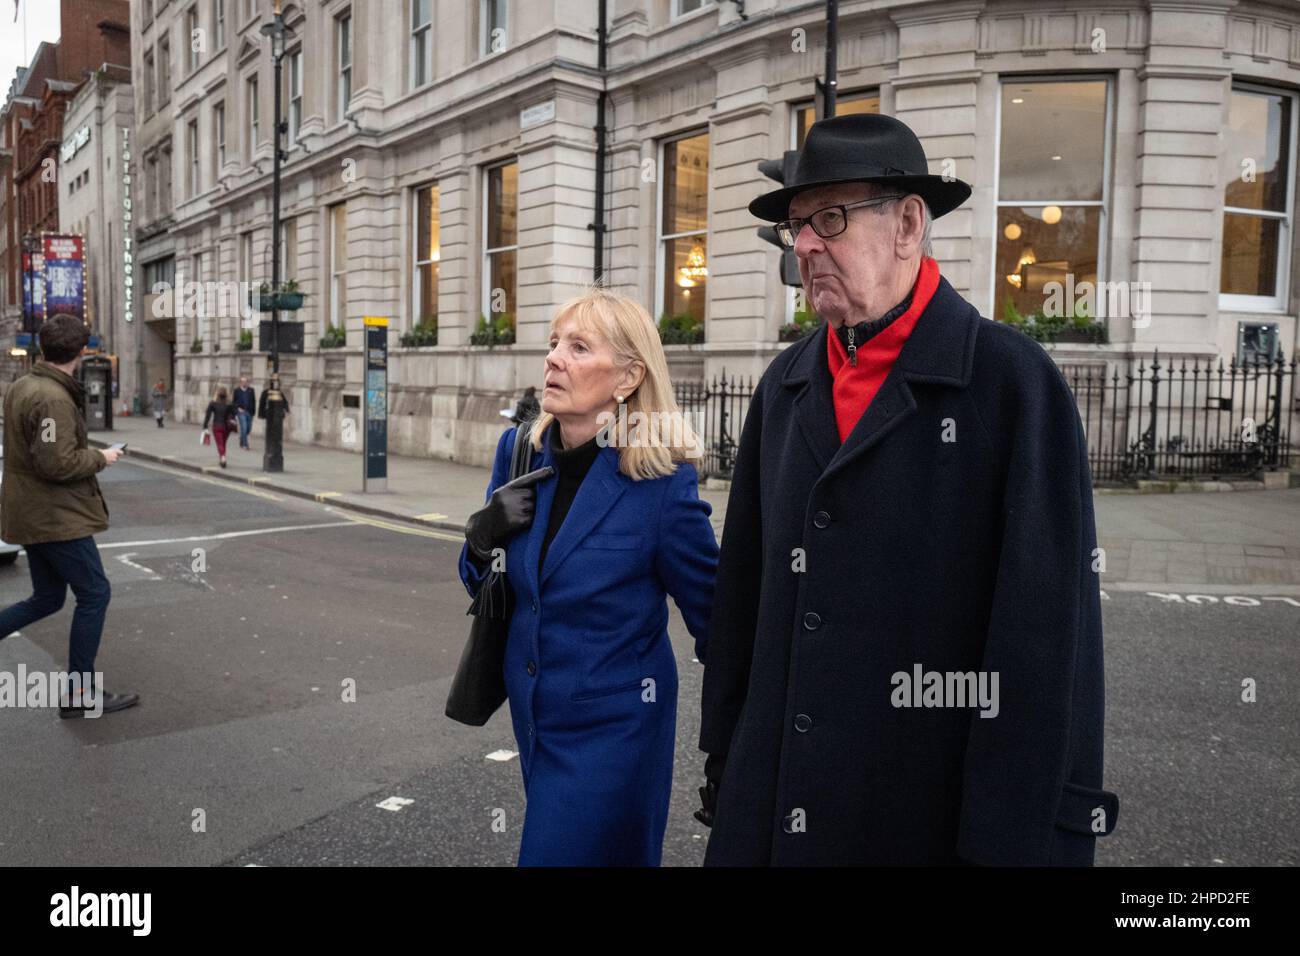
[896, 195, 926, 259]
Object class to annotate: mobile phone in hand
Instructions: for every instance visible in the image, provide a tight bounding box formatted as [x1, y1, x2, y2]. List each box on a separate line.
[107, 442, 127, 452]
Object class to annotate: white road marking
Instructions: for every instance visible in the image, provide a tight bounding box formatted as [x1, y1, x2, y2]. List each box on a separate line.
[115, 553, 162, 580]
[322, 507, 463, 541]
[1143, 591, 1300, 607]
[97, 521, 361, 550]
[485, 750, 518, 762]
[375, 797, 415, 812]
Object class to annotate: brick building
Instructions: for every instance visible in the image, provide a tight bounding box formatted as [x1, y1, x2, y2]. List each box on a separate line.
[0, 0, 130, 382]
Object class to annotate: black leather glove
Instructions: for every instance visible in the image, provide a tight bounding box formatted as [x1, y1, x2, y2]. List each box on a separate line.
[465, 466, 553, 559]
[694, 752, 726, 828]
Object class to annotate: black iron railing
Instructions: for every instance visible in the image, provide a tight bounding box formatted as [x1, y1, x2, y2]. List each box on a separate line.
[678, 354, 1298, 483]
[1063, 353, 1297, 484]
[674, 372, 755, 480]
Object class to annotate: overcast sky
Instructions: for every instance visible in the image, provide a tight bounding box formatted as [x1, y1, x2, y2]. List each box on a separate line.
[1, 0, 63, 100]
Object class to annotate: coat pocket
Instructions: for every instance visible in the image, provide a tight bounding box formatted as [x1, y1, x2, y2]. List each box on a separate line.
[570, 676, 648, 702]
[1055, 780, 1119, 836]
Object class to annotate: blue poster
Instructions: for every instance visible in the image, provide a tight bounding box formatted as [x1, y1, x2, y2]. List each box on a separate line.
[42, 235, 85, 322]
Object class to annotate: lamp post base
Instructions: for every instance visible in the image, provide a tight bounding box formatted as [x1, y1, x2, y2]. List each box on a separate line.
[262, 396, 286, 473]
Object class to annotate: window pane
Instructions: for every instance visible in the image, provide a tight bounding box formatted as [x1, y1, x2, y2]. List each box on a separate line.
[1223, 89, 1291, 212]
[677, 0, 705, 14]
[413, 0, 431, 27]
[795, 94, 880, 149]
[995, 205, 1101, 322]
[488, 249, 516, 318]
[999, 81, 1106, 202]
[421, 185, 440, 261]
[486, 0, 506, 47]
[663, 235, 707, 325]
[332, 205, 347, 271]
[418, 263, 437, 322]
[413, 32, 427, 86]
[663, 133, 708, 234]
[1221, 212, 1280, 297]
[487, 163, 517, 249]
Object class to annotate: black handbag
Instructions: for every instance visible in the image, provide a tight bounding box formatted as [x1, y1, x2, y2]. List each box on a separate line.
[445, 423, 534, 726]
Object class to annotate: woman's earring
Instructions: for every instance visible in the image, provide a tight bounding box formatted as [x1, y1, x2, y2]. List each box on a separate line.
[615, 393, 624, 404]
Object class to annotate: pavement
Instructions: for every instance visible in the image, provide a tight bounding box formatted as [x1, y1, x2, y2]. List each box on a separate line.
[89, 412, 1300, 589]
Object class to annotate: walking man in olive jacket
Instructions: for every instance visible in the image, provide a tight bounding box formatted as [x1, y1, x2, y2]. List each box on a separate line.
[0, 314, 139, 717]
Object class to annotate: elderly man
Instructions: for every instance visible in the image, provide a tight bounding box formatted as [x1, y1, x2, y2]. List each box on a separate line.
[696, 114, 1117, 865]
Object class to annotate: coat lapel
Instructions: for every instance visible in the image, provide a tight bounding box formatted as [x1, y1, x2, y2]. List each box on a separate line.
[812, 276, 980, 484]
[537, 440, 629, 589]
[781, 325, 841, 474]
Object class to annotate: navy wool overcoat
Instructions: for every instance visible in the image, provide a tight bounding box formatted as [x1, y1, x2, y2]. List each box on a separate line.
[700, 275, 1119, 865]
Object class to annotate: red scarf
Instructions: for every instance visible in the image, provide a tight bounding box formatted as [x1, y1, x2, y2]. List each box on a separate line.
[825, 256, 940, 442]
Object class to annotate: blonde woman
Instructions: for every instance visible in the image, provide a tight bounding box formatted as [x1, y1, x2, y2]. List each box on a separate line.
[458, 289, 719, 866]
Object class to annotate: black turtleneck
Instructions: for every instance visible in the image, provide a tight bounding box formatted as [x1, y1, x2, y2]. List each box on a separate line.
[538, 424, 602, 572]
[833, 288, 914, 360]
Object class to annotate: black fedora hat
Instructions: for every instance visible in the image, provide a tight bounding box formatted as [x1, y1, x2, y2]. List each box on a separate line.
[749, 113, 971, 222]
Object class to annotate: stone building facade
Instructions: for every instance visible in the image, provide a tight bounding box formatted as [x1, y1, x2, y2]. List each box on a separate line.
[136, 0, 1300, 467]
[58, 63, 162, 409]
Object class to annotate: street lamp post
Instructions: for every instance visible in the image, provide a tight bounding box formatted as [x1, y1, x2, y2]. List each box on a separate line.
[259, 2, 291, 472]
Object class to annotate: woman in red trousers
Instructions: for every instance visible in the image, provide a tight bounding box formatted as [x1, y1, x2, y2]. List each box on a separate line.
[201, 386, 238, 468]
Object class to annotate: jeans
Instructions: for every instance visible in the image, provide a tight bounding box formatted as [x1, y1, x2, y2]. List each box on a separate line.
[0, 536, 111, 675]
[236, 409, 252, 448]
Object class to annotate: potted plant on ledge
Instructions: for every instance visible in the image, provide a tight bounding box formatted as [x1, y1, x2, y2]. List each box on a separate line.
[658, 312, 704, 345]
[257, 279, 307, 312]
[1001, 301, 1107, 345]
[779, 304, 819, 342]
[319, 324, 347, 348]
[399, 316, 438, 347]
[470, 313, 515, 346]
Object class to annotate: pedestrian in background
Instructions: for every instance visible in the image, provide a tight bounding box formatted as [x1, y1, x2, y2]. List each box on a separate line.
[232, 375, 256, 450]
[151, 380, 167, 428]
[202, 386, 238, 468]
[0, 313, 139, 717]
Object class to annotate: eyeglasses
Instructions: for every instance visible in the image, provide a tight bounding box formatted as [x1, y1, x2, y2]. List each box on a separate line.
[774, 195, 905, 248]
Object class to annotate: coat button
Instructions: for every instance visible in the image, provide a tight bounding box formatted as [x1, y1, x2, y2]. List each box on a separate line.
[794, 713, 813, 733]
[813, 510, 830, 528]
[803, 611, 822, 631]
[526, 661, 536, 676]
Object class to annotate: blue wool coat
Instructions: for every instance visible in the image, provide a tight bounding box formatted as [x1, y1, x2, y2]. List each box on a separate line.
[459, 424, 718, 866]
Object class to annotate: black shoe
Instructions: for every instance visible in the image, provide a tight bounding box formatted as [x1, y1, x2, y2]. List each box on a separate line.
[59, 690, 141, 719]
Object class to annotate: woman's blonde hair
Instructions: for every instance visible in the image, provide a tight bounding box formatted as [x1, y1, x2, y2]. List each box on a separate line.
[529, 288, 699, 481]
[213, 386, 228, 402]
